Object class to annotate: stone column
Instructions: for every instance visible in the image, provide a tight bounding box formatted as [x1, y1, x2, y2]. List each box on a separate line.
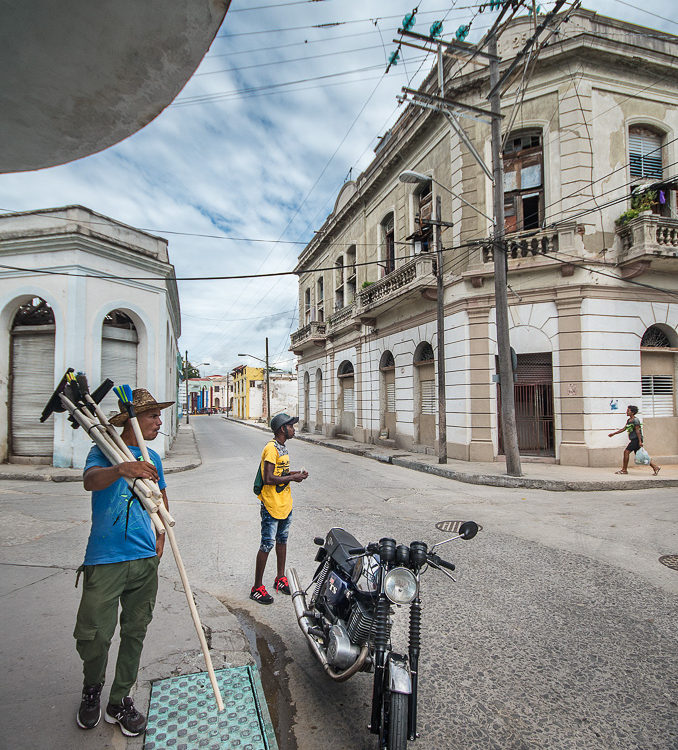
[468, 304, 495, 462]
[556, 291, 588, 465]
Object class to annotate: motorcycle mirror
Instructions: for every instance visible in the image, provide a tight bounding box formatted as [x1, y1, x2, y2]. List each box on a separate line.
[313, 537, 324, 546]
[459, 521, 479, 540]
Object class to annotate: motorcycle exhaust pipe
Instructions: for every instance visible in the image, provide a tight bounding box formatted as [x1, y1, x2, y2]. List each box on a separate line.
[287, 567, 368, 683]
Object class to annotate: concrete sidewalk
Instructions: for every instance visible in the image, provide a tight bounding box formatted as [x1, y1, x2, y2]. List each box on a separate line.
[226, 417, 678, 492]
[0, 424, 202, 482]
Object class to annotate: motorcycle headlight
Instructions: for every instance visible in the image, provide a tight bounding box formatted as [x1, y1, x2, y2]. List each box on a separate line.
[384, 567, 418, 605]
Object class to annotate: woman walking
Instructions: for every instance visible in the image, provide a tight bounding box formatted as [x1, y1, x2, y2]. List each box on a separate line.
[608, 405, 661, 476]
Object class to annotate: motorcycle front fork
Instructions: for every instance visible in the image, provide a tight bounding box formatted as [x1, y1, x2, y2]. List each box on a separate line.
[369, 596, 422, 742]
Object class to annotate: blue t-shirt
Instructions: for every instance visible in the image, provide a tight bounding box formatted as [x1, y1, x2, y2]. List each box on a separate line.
[83, 445, 166, 565]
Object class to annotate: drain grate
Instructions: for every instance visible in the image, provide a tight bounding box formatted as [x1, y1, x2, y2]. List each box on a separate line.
[659, 555, 678, 571]
[144, 666, 277, 750]
[436, 520, 483, 533]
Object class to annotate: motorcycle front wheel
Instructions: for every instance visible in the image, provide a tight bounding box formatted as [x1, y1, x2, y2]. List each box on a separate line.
[381, 691, 408, 750]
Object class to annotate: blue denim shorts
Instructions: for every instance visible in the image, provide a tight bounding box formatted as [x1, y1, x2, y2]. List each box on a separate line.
[259, 504, 292, 553]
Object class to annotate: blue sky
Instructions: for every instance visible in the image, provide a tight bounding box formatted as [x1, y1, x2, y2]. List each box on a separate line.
[0, 0, 675, 375]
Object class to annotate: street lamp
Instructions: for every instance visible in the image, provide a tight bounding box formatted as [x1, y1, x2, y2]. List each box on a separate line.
[399, 170, 448, 464]
[238, 336, 271, 423]
[183, 351, 209, 425]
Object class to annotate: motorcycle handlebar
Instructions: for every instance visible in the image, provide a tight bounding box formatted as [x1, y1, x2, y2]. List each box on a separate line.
[427, 553, 455, 572]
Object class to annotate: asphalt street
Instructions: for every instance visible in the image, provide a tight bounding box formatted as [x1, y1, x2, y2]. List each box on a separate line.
[1, 416, 676, 750]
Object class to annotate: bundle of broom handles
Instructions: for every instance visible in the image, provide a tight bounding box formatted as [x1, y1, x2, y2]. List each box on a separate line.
[59, 373, 224, 711]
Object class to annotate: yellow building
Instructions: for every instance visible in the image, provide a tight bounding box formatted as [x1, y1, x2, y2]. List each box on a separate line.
[232, 365, 265, 420]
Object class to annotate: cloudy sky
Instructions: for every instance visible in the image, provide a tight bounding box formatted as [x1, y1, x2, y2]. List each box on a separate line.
[0, 0, 675, 375]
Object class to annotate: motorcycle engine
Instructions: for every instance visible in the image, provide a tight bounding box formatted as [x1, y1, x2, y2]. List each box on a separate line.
[327, 623, 361, 669]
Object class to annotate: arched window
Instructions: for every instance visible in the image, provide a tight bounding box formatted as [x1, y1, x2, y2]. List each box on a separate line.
[381, 213, 395, 275]
[10, 297, 55, 458]
[629, 126, 663, 181]
[413, 342, 436, 445]
[640, 324, 676, 418]
[337, 360, 354, 377]
[315, 368, 323, 427]
[380, 350, 396, 431]
[503, 129, 543, 232]
[414, 180, 433, 253]
[334, 256, 344, 311]
[316, 276, 324, 322]
[101, 310, 138, 417]
[414, 342, 434, 364]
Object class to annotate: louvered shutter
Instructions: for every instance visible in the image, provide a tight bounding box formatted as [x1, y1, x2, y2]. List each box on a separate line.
[11, 326, 55, 457]
[101, 325, 138, 417]
[343, 387, 354, 413]
[642, 375, 674, 417]
[421, 380, 436, 415]
[386, 382, 396, 413]
[629, 129, 663, 179]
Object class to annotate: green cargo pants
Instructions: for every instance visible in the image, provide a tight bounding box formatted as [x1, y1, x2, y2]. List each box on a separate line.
[74, 556, 159, 705]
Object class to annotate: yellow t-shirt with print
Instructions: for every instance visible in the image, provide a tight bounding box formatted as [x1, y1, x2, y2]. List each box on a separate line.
[259, 440, 292, 519]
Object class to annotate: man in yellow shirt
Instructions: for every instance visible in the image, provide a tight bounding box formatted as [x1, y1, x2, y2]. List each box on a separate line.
[251, 413, 308, 604]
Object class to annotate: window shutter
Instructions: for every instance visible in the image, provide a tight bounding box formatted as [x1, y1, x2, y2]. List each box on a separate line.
[629, 129, 663, 179]
[421, 380, 436, 415]
[343, 387, 354, 413]
[641, 375, 674, 417]
[386, 382, 396, 413]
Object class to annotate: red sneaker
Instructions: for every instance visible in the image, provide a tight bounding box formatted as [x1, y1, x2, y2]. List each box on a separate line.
[274, 575, 291, 595]
[250, 585, 274, 604]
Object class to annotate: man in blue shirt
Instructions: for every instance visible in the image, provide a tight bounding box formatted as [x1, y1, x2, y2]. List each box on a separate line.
[74, 388, 173, 737]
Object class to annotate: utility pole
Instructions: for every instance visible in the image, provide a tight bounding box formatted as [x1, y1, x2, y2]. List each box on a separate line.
[184, 349, 190, 425]
[435, 195, 448, 464]
[489, 34, 521, 476]
[265, 336, 271, 424]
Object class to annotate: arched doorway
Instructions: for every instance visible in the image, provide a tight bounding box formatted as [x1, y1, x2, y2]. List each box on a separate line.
[315, 368, 323, 431]
[379, 350, 396, 439]
[303, 371, 310, 430]
[10, 297, 55, 460]
[337, 360, 355, 434]
[100, 310, 138, 417]
[640, 324, 677, 455]
[413, 342, 435, 448]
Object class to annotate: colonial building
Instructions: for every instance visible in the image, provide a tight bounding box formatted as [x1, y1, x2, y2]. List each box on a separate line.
[0, 206, 181, 467]
[185, 375, 230, 414]
[231, 365, 265, 420]
[291, 10, 678, 467]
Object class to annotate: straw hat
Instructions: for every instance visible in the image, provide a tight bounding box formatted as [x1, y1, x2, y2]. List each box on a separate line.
[109, 388, 174, 427]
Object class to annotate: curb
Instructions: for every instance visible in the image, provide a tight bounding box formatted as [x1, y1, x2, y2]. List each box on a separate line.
[224, 417, 678, 492]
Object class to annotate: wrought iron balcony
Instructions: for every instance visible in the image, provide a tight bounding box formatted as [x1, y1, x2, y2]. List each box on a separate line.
[616, 214, 678, 273]
[356, 255, 436, 315]
[290, 320, 327, 353]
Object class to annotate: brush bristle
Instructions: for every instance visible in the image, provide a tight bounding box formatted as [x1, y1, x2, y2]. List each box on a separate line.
[122, 384, 134, 401]
[113, 385, 129, 402]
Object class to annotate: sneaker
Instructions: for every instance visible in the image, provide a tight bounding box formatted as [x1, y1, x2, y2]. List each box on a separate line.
[274, 575, 291, 595]
[250, 584, 274, 604]
[105, 696, 147, 737]
[76, 682, 103, 729]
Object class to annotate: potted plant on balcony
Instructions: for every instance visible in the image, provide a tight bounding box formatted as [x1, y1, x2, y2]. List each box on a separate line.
[615, 188, 658, 227]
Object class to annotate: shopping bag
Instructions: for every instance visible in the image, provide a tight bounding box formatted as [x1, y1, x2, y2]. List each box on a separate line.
[635, 447, 650, 465]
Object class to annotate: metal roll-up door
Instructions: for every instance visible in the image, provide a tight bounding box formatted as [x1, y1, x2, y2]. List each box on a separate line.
[11, 325, 55, 457]
[101, 325, 138, 417]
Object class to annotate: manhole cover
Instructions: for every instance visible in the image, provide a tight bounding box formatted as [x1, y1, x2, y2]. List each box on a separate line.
[659, 555, 678, 570]
[436, 520, 483, 533]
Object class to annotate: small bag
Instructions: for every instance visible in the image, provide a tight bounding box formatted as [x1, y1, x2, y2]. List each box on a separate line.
[253, 464, 264, 496]
[635, 447, 651, 465]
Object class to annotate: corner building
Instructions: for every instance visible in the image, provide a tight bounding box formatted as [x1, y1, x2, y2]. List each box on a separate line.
[291, 10, 678, 467]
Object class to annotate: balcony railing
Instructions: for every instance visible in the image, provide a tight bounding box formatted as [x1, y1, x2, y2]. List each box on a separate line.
[290, 320, 327, 352]
[327, 301, 356, 334]
[616, 214, 678, 263]
[357, 254, 436, 313]
[482, 229, 560, 264]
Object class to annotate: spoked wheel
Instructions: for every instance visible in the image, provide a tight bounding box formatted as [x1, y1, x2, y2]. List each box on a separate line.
[380, 691, 408, 750]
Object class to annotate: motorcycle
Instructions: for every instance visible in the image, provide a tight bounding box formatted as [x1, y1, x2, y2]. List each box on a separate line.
[287, 520, 479, 749]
